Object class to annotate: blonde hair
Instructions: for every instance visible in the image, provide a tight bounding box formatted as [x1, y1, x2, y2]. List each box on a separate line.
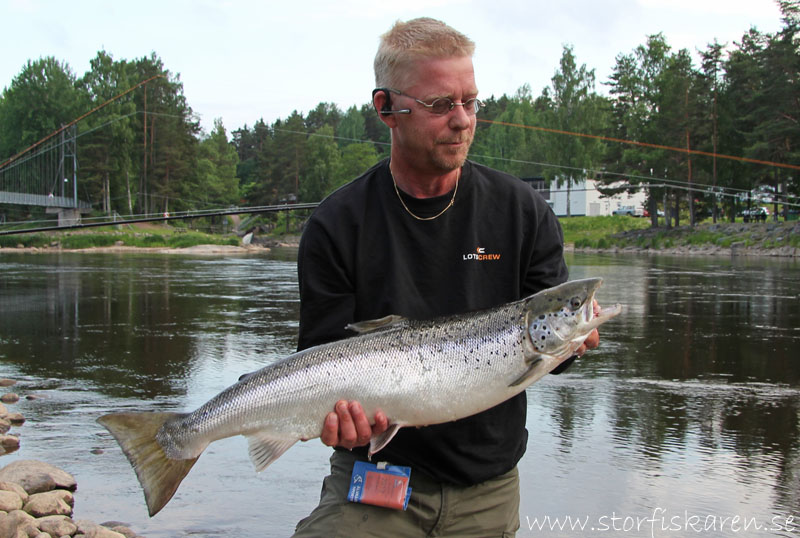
[374, 18, 475, 88]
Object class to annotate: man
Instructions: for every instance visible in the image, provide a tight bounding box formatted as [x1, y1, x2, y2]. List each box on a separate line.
[293, 17, 599, 537]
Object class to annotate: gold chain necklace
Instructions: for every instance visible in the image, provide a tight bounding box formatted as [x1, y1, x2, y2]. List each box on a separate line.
[390, 166, 460, 221]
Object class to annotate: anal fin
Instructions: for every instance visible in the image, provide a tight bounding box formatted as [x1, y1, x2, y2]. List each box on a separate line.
[245, 432, 297, 472]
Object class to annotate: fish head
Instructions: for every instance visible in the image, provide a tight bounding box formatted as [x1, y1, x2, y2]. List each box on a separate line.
[523, 278, 622, 363]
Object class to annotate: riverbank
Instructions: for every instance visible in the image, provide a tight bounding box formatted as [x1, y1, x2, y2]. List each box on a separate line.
[1, 220, 797, 257]
[0, 378, 144, 538]
[572, 220, 800, 258]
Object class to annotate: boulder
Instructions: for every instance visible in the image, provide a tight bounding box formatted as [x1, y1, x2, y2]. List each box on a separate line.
[0, 419, 10, 434]
[0, 461, 77, 493]
[0, 509, 38, 538]
[0, 482, 28, 504]
[107, 524, 141, 538]
[0, 394, 18, 404]
[23, 490, 73, 517]
[0, 490, 22, 512]
[37, 514, 78, 537]
[5, 415, 24, 426]
[0, 403, 7, 416]
[0, 380, 15, 388]
[74, 520, 127, 538]
[0, 436, 20, 450]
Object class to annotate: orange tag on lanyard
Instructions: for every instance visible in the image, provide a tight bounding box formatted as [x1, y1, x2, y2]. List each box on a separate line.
[348, 461, 411, 510]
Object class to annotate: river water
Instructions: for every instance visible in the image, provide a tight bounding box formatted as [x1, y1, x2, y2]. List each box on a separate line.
[0, 250, 798, 537]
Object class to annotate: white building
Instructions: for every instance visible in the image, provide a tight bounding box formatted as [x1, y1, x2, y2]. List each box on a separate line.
[522, 177, 647, 217]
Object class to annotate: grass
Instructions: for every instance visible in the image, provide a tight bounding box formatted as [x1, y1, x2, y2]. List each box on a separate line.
[561, 215, 650, 248]
[569, 215, 797, 251]
[1, 227, 240, 249]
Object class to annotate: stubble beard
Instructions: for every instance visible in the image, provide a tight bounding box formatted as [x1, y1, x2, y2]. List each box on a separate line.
[431, 132, 474, 172]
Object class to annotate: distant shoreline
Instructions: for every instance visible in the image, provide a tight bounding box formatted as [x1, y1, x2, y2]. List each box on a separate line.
[0, 240, 302, 254]
[570, 244, 799, 258]
[1, 222, 797, 258]
[3, 242, 796, 259]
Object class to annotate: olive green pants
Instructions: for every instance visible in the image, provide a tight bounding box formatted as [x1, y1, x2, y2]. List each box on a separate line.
[292, 450, 520, 538]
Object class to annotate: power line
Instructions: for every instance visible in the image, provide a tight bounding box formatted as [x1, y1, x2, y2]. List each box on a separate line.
[0, 74, 166, 170]
[477, 118, 800, 172]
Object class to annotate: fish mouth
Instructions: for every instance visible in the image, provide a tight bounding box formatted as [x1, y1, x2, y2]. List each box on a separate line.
[551, 281, 622, 344]
[595, 303, 623, 322]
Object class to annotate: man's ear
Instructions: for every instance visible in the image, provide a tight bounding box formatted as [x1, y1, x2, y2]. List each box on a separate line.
[373, 89, 398, 127]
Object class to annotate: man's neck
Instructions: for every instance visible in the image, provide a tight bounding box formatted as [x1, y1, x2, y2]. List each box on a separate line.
[389, 160, 460, 199]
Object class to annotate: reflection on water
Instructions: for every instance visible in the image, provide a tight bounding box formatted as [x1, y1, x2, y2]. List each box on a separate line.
[0, 250, 797, 536]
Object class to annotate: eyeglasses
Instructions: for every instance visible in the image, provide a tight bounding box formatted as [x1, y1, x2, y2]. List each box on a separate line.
[380, 88, 484, 116]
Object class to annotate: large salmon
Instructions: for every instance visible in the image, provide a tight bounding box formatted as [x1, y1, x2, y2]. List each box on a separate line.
[98, 277, 621, 516]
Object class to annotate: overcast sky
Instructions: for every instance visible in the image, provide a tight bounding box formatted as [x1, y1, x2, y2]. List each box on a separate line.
[1, 0, 786, 135]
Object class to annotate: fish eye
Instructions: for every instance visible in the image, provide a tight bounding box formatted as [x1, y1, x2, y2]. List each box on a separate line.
[569, 296, 582, 310]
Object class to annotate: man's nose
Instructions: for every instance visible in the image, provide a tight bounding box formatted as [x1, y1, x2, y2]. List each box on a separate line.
[447, 104, 472, 129]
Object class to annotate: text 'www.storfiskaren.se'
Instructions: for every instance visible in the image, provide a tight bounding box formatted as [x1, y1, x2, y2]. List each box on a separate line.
[524, 509, 797, 536]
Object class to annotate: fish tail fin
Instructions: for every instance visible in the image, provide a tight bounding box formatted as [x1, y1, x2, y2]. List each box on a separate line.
[97, 411, 200, 517]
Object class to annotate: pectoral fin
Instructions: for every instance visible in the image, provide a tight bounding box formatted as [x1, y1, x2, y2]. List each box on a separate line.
[508, 357, 544, 387]
[368, 423, 402, 459]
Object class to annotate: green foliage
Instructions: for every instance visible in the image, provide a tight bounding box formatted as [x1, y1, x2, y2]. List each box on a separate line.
[165, 232, 237, 248]
[0, 234, 50, 248]
[0, 57, 83, 157]
[192, 119, 240, 206]
[300, 125, 341, 202]
[61, 234, 117, 248]
[2, 12, 798, 227]
[560, 215, 648, 246]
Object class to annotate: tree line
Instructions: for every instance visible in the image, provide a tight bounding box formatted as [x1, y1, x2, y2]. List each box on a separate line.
[1, 1, 797, 226]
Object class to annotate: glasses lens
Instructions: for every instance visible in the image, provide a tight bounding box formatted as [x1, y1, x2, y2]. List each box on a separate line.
[428, 98, 453, 115]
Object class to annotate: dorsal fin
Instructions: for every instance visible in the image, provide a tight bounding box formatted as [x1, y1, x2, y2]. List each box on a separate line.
[346, 315, 407, 334]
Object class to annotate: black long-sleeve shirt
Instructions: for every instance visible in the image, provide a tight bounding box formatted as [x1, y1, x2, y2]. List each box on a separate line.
[296, 158, 568, 485]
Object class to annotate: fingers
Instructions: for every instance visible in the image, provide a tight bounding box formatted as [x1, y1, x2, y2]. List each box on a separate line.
[576, 301, 602, 357]
[576, 328, 600, 358]
[320, 410, 339, 447]
[583, 328, 600, 350]
[373, 409, 389, 435]
[319, 400, 387, 449]
[345, 401, 372, 448]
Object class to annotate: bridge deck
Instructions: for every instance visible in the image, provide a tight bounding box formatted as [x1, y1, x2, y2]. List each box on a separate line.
[0, 191, 91, 209]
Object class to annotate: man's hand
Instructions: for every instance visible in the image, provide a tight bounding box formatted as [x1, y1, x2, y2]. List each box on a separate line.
[575, 300, 601, 357]
[320, 400, 389, 450]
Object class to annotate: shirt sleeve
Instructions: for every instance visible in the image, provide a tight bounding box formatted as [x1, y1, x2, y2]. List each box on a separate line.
[296, 214, 357, 351]
[522, 197, 569, 295]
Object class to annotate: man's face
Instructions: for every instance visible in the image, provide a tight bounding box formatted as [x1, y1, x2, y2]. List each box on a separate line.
[390, 55, 478, 174]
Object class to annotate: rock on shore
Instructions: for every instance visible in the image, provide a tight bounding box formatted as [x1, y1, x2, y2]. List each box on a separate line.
[0, 378, 145, 537]
[0, 460, 143, 537]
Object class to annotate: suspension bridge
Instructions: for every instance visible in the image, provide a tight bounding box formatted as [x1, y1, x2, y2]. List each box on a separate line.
[0, 123, 92, 226]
